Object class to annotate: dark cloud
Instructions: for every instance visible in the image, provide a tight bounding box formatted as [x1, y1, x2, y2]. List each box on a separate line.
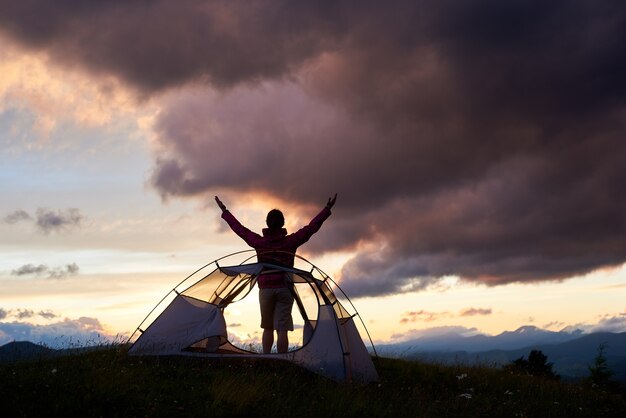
[0, 308, 7, 320]
[3, 1, 625, 296]
[3, 209, 32, 224]
[35, 208, 82, 233]
[12, 263, 80, 280]
[0, 0, 346, 93]
[147, 1, 626, 298]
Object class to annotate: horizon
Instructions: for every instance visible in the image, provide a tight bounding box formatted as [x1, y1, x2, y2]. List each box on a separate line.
[2, 322, 625, 351]
[1, 1, 625, 349]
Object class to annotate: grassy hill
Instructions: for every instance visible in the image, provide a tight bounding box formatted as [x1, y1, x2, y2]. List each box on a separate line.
[1, 345, 625, 417]
[0, 341, 56, 362]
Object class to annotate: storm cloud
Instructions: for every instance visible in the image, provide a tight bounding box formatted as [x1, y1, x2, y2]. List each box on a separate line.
[2, 1, 625, 297]
[0, 0, 345, 93]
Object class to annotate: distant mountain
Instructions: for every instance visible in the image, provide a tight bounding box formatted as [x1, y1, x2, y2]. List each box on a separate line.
[378, 329, 626, 381]
[0, 341, 56, 363]
[489, 325, 585, 350]
[484, 332, 626, 380]
[378, 325, 583, 355]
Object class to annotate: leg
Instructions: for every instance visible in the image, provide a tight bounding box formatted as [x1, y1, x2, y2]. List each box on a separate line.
[259, 288, 275, 353]
[262, 328, 274, 354]
[274, 287, 294, 353]
[276, 330, 289, 353]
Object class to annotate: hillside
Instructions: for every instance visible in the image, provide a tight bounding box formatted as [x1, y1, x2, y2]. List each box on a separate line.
[1, 345, 625, 417]
[0, 341, 56, 362]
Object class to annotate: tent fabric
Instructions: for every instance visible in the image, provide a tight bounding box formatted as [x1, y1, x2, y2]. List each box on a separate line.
[128, 260, 378, 383]
[128, 295, 227, 355]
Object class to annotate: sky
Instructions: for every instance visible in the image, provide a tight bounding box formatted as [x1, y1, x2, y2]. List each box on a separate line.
[1, 0, 625, 348]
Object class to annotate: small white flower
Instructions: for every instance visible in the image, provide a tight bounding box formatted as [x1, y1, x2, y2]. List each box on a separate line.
[459, 393, 472, 399]
[504, 390, 514, 396]
[456, 373, 468, 380]
[51, 368, 57, 374]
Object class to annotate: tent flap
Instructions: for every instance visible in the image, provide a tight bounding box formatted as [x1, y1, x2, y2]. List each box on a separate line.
[129, 295, 226, 355]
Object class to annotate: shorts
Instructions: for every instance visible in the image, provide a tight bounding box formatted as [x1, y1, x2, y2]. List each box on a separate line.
[259, 287, 294, 331]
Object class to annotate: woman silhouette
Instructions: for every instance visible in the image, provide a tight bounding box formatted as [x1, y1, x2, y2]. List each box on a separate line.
[215, 194, 336, 353]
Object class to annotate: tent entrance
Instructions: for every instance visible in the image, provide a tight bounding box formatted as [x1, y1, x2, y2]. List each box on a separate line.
[179, 266, 322, 354]
[216, 282, 321, 353]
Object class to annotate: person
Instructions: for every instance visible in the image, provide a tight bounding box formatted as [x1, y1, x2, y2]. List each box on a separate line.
[215, 194, 336, 354]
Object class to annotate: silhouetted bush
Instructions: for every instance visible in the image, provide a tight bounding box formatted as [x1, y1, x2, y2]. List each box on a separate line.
[505, 350, 559, 380]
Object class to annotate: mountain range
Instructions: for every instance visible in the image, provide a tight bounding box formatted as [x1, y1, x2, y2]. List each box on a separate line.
[379, 325, 589, 353]
[377, 326, 626, 381]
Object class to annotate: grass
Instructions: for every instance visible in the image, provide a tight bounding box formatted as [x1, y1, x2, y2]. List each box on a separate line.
[2, 345, 625, 417]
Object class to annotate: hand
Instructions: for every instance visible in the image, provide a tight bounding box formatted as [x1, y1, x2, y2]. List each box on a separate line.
[215, 196, 227, 212]
[326, 193, 337, 209]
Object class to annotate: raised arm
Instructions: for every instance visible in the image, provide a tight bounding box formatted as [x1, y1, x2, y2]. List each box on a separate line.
[290, 194, 337, 246]
[326, 193, 337, 210]
[215, 196, 227, 212]
[215, 196, 263, 247]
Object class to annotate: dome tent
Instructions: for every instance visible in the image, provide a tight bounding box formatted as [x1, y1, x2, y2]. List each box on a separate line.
[127, 251, 379, 384]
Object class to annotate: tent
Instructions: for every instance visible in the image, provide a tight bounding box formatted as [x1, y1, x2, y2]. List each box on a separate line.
[127, 252, 379, 384]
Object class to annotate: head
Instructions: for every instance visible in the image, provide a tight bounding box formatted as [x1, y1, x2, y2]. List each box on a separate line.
[266, 209, 285, 229]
